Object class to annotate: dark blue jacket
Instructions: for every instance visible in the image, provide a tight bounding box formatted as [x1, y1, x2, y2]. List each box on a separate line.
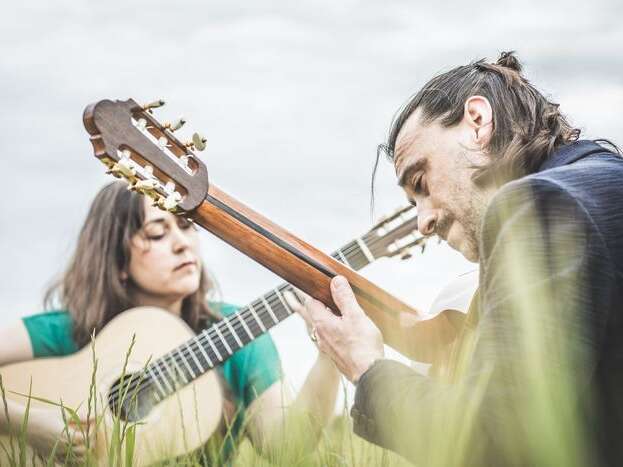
[352, 141, 623, 466]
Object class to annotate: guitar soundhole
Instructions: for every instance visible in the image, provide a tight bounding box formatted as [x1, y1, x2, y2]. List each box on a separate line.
[108, 372, 159, 422]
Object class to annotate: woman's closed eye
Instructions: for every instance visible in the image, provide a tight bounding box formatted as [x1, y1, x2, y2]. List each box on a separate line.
[145, 227, 167, 240]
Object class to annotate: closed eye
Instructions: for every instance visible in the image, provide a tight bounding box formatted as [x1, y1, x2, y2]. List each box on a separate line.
[413, 173, 429, 196]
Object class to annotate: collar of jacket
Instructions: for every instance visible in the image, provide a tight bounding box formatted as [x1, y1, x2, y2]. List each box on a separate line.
[538, 140, 610, 172]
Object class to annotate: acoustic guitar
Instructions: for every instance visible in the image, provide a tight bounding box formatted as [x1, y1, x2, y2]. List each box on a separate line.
[1, 98, 466, 464]
[0, 206, 429, 463]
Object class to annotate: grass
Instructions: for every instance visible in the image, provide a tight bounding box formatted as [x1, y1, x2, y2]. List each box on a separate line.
[0, 202, 597, 466]
[0, 334, 413, 467]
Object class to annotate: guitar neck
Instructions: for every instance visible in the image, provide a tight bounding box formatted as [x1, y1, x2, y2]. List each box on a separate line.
[146, 234, 378, 396]
[83, 97, 461, 381]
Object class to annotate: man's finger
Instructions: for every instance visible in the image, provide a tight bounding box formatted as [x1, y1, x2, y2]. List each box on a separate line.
[283, 290, 303, 313]
[330, 276, 360, 316]
[307, 296, 332, 321]
[291, 288, 310, 304]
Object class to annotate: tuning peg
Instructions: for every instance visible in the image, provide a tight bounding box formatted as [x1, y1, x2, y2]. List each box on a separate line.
[164, 117, 186, 132]
[157, 136, 169, 148]
[134, 179, 158, 191]
[375, 214, 389, 225]
[192, 132, 207, 151]
[164, 180, 176, 193]
[106, 158, 135, 179]
[400, 248, 413, 261]
[142, 99, 166, 111]
[158, 191, 182, 212]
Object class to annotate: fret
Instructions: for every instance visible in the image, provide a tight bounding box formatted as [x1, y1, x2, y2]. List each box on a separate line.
[340, 240, 369, 270]
[147, 365, 168, 398]
[160, 356, 180, 391]
[356, 237, 375, 263]
[237, 310, 254, 340]
[185, 341, 206, 374]
[261, 297, 279, 325]
[213, 324, 233, 355]
[176, 347, 196, 379]
[248, 303, 267, 332]
[274, 287, 292, 314]
[205, 333, 223, 362]
[223, 316, 244, 348]
[196, 332, 215, 367]
[336, 249, 351, 267]
[170, 351, 190, 384]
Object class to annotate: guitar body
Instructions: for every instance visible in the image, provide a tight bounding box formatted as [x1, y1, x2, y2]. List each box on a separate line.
[0, 307, 223, 465]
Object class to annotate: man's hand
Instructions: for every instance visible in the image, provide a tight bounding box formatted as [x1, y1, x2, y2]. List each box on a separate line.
[300, 275, 384, 383]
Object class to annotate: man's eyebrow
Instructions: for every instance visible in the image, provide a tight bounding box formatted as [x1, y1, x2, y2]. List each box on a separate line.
[397, 158, 427, 188]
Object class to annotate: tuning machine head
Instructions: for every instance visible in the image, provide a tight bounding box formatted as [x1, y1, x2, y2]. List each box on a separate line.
[142, 99, 166, 112]
[164, 117, 186, 132]
[84, 98, 210, 212]
[185, 132, 207, 152]
[400, 248, 413, 261]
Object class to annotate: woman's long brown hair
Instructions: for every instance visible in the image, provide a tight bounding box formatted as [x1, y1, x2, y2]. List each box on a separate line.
[44, 181, 220, 348]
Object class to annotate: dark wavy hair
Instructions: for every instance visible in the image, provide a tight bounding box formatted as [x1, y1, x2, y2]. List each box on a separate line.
[44, 181, 220, 348]
[375, 51, 584, 195]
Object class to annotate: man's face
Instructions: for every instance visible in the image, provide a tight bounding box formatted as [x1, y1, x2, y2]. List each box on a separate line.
[393, 108, 493, 262]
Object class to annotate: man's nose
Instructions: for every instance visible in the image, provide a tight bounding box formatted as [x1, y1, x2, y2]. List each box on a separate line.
[417, 211, 437, 236]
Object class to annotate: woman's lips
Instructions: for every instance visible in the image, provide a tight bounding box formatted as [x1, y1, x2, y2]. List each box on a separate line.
[174, 260, 196, 271]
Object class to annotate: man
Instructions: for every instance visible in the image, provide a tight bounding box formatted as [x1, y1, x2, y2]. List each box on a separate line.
[297, 52, 623, 465]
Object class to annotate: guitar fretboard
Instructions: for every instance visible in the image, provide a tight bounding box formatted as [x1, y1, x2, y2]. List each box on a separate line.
[143, 233, 377, 400]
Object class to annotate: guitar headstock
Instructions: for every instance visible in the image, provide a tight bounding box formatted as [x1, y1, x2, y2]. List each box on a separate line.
[83, 98, 209, 213]
[366, 205, 429, 260]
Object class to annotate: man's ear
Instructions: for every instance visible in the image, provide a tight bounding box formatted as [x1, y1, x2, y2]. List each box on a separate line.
[463, 96, 493, 147]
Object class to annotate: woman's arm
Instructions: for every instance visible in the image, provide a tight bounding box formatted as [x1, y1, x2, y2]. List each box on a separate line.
[0, 320, 34, 438]
[0, 321, 91, 462]
[0, 320, 33, 367]
[245, 352, 340, 457]
[1, 398, 91, 462]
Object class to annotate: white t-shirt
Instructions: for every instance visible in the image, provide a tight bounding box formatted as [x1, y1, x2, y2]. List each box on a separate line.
[427, 268, 479, 317]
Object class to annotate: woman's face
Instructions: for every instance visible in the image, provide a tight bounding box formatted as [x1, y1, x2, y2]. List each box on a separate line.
[127, 199, 202, 310]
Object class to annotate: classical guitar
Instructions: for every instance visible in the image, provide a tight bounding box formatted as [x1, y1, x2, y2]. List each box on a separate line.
[0, 204, 428, 465]
[82, 98, 462, 358]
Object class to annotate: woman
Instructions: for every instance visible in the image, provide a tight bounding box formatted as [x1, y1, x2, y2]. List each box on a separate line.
[0, 181, 340, 464]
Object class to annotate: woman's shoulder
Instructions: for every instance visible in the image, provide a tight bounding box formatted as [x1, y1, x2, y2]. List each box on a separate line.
[22, 309, 73, 332]
[22, 309, 78, 357]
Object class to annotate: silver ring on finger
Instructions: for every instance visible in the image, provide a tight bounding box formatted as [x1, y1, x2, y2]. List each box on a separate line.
[310, 326, 318, 343]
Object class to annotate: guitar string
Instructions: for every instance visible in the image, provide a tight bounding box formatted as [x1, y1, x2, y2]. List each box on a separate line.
[107, 218, 419, 406]
[107, 222, 420, 407]
[107, 223, 383, 401]
[107, 221, 420, 406]
[107, 242, 370, 406]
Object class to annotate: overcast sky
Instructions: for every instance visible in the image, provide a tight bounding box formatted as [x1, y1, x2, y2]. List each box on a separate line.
[1, 0, 621, 406]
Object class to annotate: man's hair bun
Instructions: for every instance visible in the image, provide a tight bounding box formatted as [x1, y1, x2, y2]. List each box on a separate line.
[496, 51, 522, 72]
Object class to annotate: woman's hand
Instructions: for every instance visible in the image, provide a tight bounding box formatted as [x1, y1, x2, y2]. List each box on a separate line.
[248, 289, 342, 457]
[24, 406, 93, 463]
[284, 289, 317, 342]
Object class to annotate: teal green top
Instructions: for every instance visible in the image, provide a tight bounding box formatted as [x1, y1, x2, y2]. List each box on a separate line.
[22, 303, 282, 462]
